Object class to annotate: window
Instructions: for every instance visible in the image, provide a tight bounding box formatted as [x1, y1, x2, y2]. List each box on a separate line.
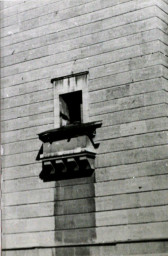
[59, 90, 82, 126]
[37, 72, 102, 181]
[51, 72, 89, 128]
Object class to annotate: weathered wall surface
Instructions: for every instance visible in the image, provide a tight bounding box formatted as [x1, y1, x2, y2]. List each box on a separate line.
[1, 0, 168, 255]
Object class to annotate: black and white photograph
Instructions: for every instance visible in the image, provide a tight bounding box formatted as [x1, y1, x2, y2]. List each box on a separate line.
[0, 0, 168, 255]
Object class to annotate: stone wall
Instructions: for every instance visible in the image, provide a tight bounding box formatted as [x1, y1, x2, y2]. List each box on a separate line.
[1, 0, 168, 255]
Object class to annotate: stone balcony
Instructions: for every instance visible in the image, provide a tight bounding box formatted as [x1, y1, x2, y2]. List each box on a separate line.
[37, 121, 102, 181]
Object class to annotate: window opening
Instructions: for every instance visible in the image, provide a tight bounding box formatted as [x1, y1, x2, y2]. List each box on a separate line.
[59, 91, 82, 127]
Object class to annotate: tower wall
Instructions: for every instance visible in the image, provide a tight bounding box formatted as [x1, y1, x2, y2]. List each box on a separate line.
[1, 0, 168, 255]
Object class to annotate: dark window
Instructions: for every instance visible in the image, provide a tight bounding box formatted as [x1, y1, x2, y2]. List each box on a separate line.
[59, 90, 82, 126]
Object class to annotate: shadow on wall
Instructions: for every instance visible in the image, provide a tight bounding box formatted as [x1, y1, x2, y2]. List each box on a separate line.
[53, 174, 97, 253]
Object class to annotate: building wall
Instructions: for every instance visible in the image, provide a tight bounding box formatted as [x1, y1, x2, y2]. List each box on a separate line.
[1, 0, 168, 255]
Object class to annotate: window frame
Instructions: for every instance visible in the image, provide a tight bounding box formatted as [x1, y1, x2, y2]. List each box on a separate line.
[53, 72, 89, 128]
